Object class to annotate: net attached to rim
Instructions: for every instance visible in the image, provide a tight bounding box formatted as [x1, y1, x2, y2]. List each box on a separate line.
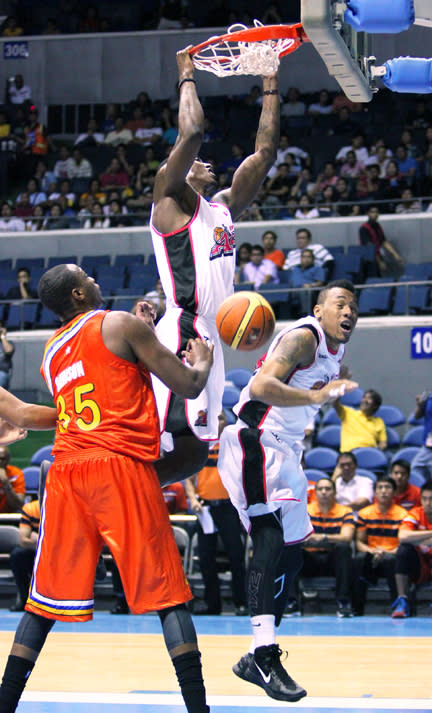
[190, 20, 306, 77]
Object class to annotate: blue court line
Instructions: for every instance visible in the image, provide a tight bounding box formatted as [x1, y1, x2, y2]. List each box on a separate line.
[1, 612, 431, 636]
[18, 692, 432, 712]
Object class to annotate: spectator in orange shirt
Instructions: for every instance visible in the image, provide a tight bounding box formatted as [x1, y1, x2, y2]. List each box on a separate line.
[9, 499, 40, 611]
[162, 481, 189, 515]
[391, 459, 421, 511]
[353, 475, 407, 616]
[185, 412, 247, 615]
[392, 479, 432, 618]
[261, 230, 285, 270]
[299, 477, 355, 618]
[0, 446, 25, 513]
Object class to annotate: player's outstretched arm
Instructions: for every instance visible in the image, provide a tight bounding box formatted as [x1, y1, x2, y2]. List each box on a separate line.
[250, 328, 358, 407]
[154, 47, 204, 203]
[213, 72, 280, 220]
[102, 311, 213, 399]
[0, 387, 57, 434]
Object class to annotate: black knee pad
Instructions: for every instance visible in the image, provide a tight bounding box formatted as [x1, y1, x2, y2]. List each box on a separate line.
[250, 512, 284, 570]
[14, 612, 55, 652]
[158, 604, 197, 653]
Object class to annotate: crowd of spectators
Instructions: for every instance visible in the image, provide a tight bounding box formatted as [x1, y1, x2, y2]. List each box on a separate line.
[1, 79, 432, 231]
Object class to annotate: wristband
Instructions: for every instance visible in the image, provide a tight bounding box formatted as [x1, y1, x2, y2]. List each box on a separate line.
[178, 78, 196, 90]
[263, 89, 279, 96]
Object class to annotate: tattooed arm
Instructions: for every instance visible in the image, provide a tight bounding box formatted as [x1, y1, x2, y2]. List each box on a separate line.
[212, 73, 280, 220]
[250, 327, 358, 407]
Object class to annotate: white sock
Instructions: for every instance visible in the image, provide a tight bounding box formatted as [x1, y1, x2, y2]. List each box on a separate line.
[250, 614, 276, 652]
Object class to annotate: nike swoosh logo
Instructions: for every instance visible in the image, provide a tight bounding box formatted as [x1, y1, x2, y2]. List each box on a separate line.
[252, 623, 261, 627]
[255, 662, 271, 684]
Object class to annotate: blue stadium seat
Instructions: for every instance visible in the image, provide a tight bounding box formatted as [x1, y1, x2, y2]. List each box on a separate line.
[331, 253, 362, 282]
[358, 285, 393, 315]
[111, 298, 136, 312]
[99, 275, 126, 294]
[340, 387, 364, 407]
[304, 447, 338, 473]
[224, 409, 236, 425]
[0, 259, 12, 271]
[409, 471, 425, 488]
[222, 386, 241, 409]
[234, 282, 254, 292]
[81, 255, 111, 275]
[321, 407, 340, 426]
[22, 466, 41, 496]
[386, 426, 401, 449]
[315, 425, 341, 450]
[304, 468, 329, 482]
[31, 445, 54, 466]
[408, 410, 424, 426]
[47, 256, 78, 268]
[258, 284, 290, 305]
[37, 306, 59, 328]
[402, 426, 424, 447]
[356, 468, 377, 481]
[401, 263, 432, 279]
[15, 257, 45, 270]
[225, 368, 253, 389]
[6, 303, 39, 330]
[328, 245, 345, 257]
[127, 274, 158, 292]
[375, 404, 405, 427]
[114, 253, 145, 268]
[352, 447, 388, 474]
[391, 447, 421, 464]
[409, 286, 430, 313]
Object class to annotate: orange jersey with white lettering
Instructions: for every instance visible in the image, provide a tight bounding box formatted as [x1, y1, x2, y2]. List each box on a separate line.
[40, 310, 160, 461]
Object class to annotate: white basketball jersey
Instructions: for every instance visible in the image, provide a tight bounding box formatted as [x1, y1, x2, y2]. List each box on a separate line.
[234, 315, 344, 444]
[150, 195, 235, 320]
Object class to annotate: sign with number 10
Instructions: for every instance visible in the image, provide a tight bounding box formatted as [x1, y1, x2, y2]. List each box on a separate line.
[411, 327, 432, 359]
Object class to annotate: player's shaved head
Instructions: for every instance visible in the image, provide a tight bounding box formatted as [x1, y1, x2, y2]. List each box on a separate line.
[38, 264, 82, 317]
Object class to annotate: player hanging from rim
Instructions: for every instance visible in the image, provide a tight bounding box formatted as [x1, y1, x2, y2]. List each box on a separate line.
[147, 45, 280, 487]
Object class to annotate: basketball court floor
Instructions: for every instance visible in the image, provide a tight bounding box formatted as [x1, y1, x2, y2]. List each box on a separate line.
[0, 611, 430, 713]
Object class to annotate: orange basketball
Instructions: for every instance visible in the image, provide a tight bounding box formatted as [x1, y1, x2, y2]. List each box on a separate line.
[216, 291, 276, 351]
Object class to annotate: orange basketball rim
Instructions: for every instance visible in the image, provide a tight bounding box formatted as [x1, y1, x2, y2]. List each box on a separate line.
[189, 21, 309, 77]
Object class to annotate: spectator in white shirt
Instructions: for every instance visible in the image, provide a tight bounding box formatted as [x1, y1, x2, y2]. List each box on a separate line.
[74, 119, 104, 147]
[267, 134, 309, 178]
[68, 148, 93, 179]
[104, 117, 133, 147]
[280, 87, 306, 117]
[134, 113, 163, 147]
[307, 89, 333, 115]
[53, 146, 74, 180]
[0, 202, 25, 231]
[333, 451, 374, 512]
[283, 227, 334, 275]
[241, 244, 280, 290]
[294, 194, 320, 220]
[336, 134, 369, 165]
[6, 74, 31, 106]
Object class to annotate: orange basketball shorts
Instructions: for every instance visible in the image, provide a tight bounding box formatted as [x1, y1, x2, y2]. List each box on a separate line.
[26, 448, 192, 622]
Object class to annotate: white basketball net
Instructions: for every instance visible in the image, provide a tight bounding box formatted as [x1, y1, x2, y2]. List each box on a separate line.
[192, 20, 296, 77]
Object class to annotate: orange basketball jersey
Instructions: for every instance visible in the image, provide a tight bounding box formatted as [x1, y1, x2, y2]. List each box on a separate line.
[41, 310, 160, 460]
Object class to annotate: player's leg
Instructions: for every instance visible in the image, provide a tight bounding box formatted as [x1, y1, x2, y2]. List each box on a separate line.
[210, 501, 247, 613]
[273, 542, 304, 625]
[233, 511, 306, 702]
[154, 429, 209, 486]
[0, 612, 55, 712]
[158, 604, 209, 713]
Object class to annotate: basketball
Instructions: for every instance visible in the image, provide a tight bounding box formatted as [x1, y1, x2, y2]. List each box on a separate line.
[216, 291, 275, 351]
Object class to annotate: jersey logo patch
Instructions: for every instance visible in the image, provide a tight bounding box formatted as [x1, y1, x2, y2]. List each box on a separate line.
[209, 224, 235, 261]
[194, 409, 208, 427]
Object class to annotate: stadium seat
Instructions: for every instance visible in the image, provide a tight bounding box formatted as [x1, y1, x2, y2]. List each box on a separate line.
[304, 468, 329, 482]
[258, 284, 290, 306]
[225, 368, 253, 389]
[352, 447, 388, 474]
[47, 256, 78, 268]
[37, 306, 59, 329]
[171, 526, 190, 569]
[386, 426, 401, 449]
[234, 282, 254, 292]
[321, 407, 341, 426]
[30, 445, 54, 466]
[402, 426, 424, 447]
[223, 409, 236, 425]
[127, 274, 158, 292]
[331, 253, 362, 282]
[409, 471, 425, 488]
[340, 387, 364, 407]
[315, 425, 341, 450]
[15, 257, 45, 270]
[358, 285, 393, 316]
[222, 386, 241, 409]
[304, 447, 338, 473]
[408, 410, 424, 426]
[391, 447, 421, 464]
[114, 253, 145, 268]
[408, 286, 430, 314]
[6, 303, 39, 330]
[375, 404, 405, 427]
[356, 468, 377, 481]
[111, 298, 136, 312]
[22, 466, 40, 497]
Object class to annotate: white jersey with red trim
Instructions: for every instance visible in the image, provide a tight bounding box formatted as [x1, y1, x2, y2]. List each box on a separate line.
[149, 194, 235, 442]
[234, 315, 344, 446]
[150, 194, 235, 320]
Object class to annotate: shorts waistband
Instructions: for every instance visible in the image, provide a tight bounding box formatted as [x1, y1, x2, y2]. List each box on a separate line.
[203, 498, 231, 506]
[54, 448, 129, 463]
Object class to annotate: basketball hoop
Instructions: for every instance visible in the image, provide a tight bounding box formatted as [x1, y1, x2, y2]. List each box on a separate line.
[189, 20, 308, 77]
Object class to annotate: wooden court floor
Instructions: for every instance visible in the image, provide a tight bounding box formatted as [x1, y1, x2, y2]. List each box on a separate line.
[0, 613, 430, 702]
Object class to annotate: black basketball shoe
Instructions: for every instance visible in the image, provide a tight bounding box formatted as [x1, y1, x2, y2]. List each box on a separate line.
[233, 644, 307, 702]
